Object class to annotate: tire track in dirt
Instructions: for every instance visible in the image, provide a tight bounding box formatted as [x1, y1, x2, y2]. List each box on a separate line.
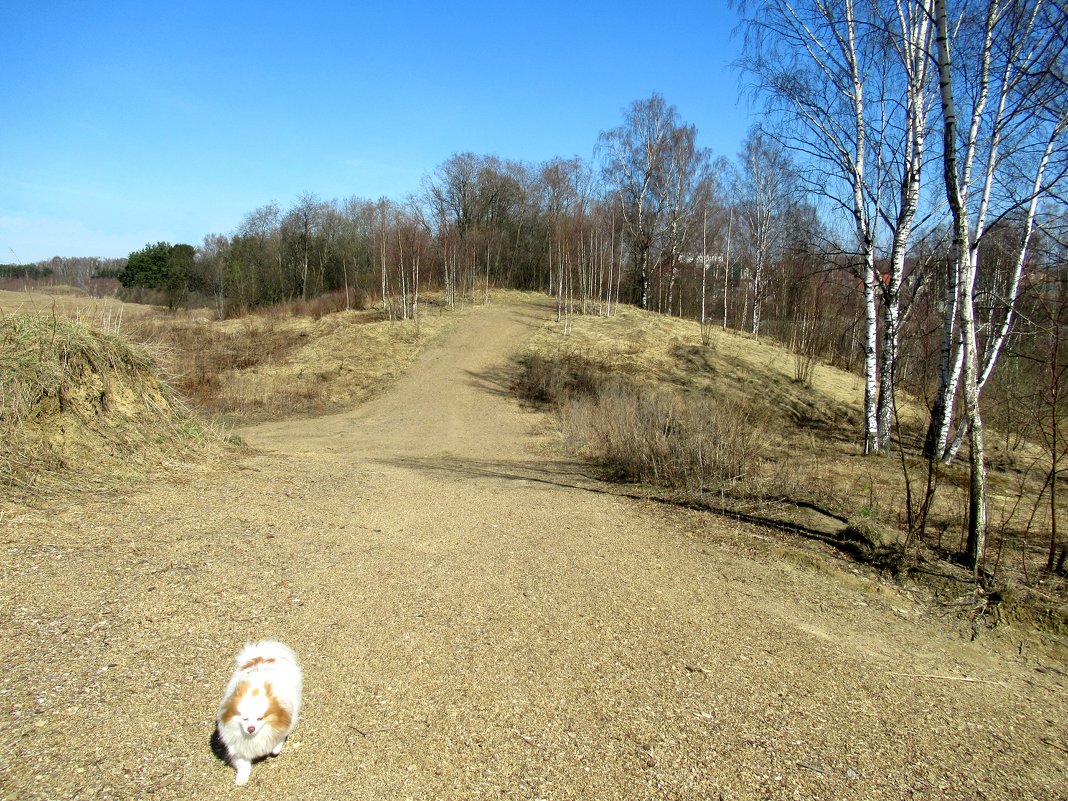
[2, 298, 1066, 800]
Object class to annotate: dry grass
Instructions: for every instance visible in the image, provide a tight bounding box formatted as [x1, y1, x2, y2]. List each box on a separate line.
[515, 352, 762, 493]
[126, 299, 459, 422]
[0, 309, 218, 502]
[0, 287, 154, 331]
[521, 306, 867, 503]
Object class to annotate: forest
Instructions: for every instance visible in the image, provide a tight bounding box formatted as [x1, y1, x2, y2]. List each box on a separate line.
[6, 0, 1066, 578]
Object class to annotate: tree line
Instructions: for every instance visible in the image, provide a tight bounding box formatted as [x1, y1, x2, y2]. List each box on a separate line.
[117, 118, 834, 331]
[2, 256, 124, 289]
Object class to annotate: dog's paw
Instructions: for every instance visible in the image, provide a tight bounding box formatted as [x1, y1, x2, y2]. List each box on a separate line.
[270, 738, 286, 756]
[234, 759, 251, 785]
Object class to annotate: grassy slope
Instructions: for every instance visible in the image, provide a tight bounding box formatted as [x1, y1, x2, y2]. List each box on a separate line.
[525, 305, 890, 519]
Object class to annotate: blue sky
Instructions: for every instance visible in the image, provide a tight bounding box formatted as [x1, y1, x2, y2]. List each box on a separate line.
[1, 1, 755, 263]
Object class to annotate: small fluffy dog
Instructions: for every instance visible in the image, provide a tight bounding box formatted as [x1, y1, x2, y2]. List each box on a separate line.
[216, 640, 303, 785]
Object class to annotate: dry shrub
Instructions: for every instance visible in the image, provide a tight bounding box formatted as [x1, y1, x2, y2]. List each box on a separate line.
[0, 277, 36, 292]
[273, 288, 370, 319]
[516, 352, 763, 493]
[116, 285, 170, 307]
[561, 380, 762, 492]
[513, 352, 607, 406]
[87, 277, 120, 297]
[128, 315, 302, 410]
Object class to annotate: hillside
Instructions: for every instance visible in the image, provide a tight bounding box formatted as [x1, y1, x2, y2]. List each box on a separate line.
[521, 305, 1067, 615]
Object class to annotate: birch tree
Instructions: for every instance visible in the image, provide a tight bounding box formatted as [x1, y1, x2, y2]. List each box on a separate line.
[923, 0, 1068, 571]
[738, 0, 878, 450]
[735, 128, 793, 337]
[737, 0, 937, 453]
[660, 124, 712, 316]
[926, 0, 1068, 463]
[932, 0, 989, 571]
[874, 0, 936, 452]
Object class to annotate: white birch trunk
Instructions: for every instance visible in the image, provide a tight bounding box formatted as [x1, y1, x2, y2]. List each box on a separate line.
[875, 0, 933, 453]
[862, 255, 880, 455]
[927, 0, 999, 460]
[723, 209, 732, 330]
[935, 0, 988, 571]
[752, 253, 763, 338]
[840, 0, 881, 453]
[943, 117, 1065, 461]
[700, 211, 708, 325]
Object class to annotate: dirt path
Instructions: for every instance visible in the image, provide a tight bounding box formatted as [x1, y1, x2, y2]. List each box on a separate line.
[3, 299, 1067, 800]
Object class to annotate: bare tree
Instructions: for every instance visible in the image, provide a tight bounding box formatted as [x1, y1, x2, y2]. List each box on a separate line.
[735, 128, 794, 337]
[199, 233, 230, 319]
[599, 94, 675, 310]
[236, 202, 283, 305]
[279, 193, 324, 301]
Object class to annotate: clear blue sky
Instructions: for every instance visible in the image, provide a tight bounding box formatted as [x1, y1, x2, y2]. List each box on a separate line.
[1, 1, 754, 263]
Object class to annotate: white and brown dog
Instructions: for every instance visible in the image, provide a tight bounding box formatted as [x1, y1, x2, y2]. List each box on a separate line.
[216, 640, 302, 785]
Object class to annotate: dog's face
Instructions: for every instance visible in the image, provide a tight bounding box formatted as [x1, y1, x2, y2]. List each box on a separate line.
[233, 682, 272, 736]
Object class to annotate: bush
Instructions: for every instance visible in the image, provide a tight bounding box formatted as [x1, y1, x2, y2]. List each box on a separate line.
[516, 352, 763, 493]
[278, 288, 371, 319]
[561, 380, 762, 492]
[513, 352, 607, 406]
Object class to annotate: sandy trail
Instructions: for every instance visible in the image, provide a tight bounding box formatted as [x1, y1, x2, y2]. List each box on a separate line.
[2, 298, 1066, 800]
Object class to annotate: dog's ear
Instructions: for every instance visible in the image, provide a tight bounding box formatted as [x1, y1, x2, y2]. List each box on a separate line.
[219, 680, 249, 723]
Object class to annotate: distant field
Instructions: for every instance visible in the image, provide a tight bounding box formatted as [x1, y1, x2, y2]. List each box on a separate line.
[0, 286, 155, 328]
